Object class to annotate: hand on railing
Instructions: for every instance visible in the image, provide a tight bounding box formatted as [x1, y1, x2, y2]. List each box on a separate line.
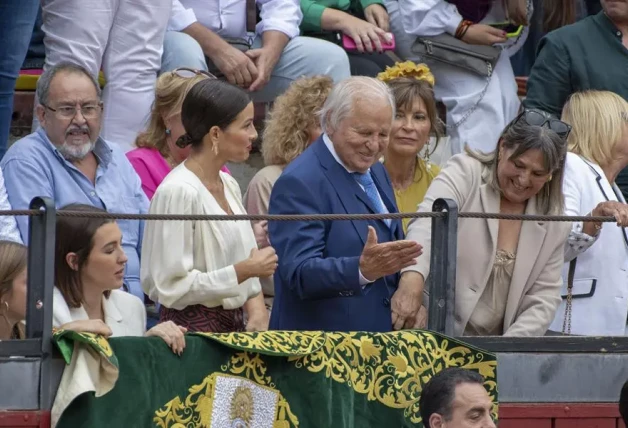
[146, 321, 187, 356]
[391, 271, 425, 330]
[359, 226, 422, 282]
[592, 201, 628, 227]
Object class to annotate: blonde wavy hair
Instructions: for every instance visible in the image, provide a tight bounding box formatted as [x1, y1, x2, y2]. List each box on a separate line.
[0, 241, 27, 339]
[561, 91, 628, 167]
[262, 76, 333, 166]
[134, 72, 208, 157]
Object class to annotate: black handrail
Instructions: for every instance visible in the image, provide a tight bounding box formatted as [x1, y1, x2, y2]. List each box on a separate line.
[427, 198, 458, 336]
[26, 197, 55, 410]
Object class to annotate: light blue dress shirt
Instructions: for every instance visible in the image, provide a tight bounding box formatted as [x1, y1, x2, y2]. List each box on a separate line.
[0, 128, 149, 300]
[0, 168, 22, 244]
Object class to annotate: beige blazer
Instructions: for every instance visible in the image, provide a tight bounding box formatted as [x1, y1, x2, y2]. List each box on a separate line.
[404, 154, 570, 336]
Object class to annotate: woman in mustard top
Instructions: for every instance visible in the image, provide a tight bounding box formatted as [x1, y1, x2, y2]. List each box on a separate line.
[379, 62, 443, 232]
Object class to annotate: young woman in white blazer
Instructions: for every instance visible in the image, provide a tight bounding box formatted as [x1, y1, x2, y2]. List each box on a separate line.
[549, 91, 628, 336]
[53, 204, 187, 355]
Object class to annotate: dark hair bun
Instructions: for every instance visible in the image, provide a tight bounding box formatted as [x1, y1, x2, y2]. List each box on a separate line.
[175, 133, 193, 148]
[180, 80, 251, 149]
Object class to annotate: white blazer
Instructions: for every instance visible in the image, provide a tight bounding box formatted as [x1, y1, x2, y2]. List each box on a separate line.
[549, 153, 628, 336]
[53, 287, 147, 337]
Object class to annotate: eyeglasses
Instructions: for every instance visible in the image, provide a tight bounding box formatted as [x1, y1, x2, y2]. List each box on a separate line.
[42, 102, 103, 119]
[511, 109, 572, 139]
[171, 67, 216, 79]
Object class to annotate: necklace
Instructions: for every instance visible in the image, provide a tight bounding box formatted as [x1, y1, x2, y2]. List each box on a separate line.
[165, 154, 177, 169]
[387, 158, 417, 191]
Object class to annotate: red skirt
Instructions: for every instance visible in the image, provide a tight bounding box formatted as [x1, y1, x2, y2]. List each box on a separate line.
[159, 304, 245, 333]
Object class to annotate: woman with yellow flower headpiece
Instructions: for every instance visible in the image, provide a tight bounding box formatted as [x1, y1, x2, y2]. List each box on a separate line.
[378, 62, 443, 233]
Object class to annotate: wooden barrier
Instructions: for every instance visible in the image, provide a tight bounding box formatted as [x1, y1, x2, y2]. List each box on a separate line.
[0, 411, 50, 428]
[516, 76, 528, 98]
[500, 404, 624, 428]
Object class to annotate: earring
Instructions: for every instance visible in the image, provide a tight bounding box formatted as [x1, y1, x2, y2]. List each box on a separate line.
[548, 174, 553, 182]
[423, 140, 432, 171]
[212, 142, 219, 156]
[0, 301, 8, 314]
[165, 128, 171, 136]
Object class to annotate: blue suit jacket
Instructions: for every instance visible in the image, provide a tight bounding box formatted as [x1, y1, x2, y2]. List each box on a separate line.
[268, 137, 404, 332]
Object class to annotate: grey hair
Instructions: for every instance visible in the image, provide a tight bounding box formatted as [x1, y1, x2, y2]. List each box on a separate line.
[466, 116, 568, 215]
[319, 76, 395, 134]
[37, 61, 101, 106]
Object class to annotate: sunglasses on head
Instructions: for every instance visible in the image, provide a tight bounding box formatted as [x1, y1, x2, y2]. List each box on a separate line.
[511, 109, 572, 139]
[171, 67, 216, 80]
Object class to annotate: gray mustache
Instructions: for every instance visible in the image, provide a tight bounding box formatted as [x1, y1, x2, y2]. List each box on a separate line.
[66, 127, 89, 135]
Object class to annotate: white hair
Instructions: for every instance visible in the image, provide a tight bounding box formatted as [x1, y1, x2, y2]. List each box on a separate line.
[319, 76, 395, 134]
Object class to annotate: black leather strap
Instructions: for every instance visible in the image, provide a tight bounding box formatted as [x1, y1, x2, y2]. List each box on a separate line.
[246, 0, 257, 33]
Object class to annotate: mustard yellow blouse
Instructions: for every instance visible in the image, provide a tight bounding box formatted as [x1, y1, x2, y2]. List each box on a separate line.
[386, 157, 440, 233]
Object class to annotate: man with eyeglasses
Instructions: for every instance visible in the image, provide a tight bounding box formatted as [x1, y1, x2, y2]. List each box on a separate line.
[0, 62, 149, 311]
[161, 0, 351, 101]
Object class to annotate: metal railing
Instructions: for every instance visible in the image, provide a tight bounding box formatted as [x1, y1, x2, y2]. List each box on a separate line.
[2, 195, 628, 365]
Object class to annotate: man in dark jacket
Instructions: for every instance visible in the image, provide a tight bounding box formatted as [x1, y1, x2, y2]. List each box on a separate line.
[524, 0, 628, 196]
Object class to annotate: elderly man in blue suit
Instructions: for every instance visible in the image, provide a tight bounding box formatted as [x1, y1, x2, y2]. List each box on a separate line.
[268, 76, 424, 332]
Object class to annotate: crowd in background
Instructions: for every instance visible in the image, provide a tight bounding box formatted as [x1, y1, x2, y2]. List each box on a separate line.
[0, 0, 628, 350]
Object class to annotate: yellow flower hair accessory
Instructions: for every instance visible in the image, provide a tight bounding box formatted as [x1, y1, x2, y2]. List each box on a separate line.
[377, 61, 435, 86]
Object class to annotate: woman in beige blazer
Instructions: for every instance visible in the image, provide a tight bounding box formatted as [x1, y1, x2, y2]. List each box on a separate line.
[401, 109, 572, 337]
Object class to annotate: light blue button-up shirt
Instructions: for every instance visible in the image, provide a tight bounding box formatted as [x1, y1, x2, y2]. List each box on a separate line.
[0, 128, 149, 300]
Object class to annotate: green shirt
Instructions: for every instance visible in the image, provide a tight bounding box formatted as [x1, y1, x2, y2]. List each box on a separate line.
[524, 12, 628, 117]
[524, 11, 628, 195]
[300, 0, 384, 34]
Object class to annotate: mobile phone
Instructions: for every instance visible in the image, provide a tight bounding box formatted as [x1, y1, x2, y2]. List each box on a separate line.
[341, 33, 396, 52]
[488, 22, 523, 38]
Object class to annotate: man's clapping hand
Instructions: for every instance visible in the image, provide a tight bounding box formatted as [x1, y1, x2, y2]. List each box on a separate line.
[359, 226, 422, 281]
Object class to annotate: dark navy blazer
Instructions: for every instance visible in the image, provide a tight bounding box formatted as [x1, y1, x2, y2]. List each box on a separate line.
[267, 137, 404, 332]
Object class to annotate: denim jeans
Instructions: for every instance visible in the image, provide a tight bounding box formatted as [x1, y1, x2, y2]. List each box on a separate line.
[0, 0, 39, 158]
[161, 32, 351, 103]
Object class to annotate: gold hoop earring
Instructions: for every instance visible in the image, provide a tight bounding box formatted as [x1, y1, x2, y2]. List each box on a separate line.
[212, 142, 219, 156]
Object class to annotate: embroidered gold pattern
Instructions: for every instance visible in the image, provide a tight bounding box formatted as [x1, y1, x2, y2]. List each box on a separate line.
[154, 372, 298, 427]
[210, 330, 497, 424]
[230, 385, 254, 425]
[154, 331, 496, 426]
[53, 329, 114, 358]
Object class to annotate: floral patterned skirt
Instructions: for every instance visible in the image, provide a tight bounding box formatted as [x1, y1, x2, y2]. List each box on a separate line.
[159, 304, 245, 333]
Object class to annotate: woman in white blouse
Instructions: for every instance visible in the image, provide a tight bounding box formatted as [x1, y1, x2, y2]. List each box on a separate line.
[53, 204, 186, 355]
[386, 0, 532, 155]
[141, 79, 278, 333]
[549, 91, 628, 336]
